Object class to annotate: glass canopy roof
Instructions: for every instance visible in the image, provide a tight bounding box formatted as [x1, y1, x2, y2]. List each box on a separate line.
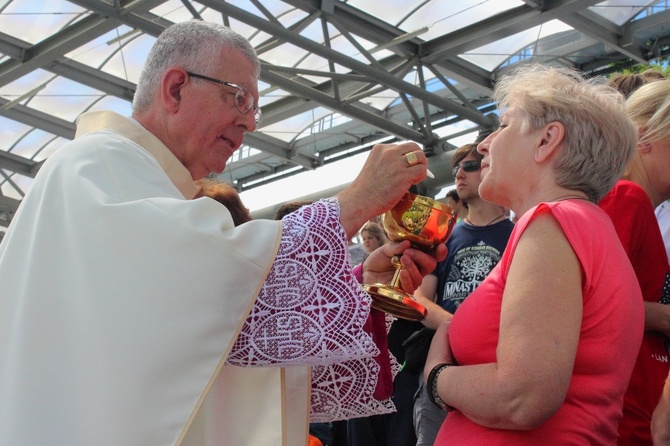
[1, 0, 669, 233]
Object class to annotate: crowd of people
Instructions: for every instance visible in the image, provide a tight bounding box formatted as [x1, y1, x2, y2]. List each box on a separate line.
[0, 17, 669, 446]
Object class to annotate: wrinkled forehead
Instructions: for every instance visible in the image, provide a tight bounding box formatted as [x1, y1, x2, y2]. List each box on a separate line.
[499, 105, 531, 133]
[211, 47, 260, 92]
[499, 105, 523, 121]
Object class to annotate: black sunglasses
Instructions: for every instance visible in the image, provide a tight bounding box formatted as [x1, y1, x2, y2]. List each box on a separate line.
[451, 160, 481, 178]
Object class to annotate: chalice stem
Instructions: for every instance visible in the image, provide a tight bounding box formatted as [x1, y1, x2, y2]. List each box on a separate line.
[363, 192, 455, 321]
[390, 255, 403, 289]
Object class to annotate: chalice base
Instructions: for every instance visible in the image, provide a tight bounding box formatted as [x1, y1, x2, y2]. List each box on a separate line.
[362, 283, 427, 321]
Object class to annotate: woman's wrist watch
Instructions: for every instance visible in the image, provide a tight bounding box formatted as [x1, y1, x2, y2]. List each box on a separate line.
[427, 363, 455, 412]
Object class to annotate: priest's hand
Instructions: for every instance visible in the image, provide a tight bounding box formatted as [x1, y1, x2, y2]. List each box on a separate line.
[362, 240, 446, 294]
[337, 142, 430, 239]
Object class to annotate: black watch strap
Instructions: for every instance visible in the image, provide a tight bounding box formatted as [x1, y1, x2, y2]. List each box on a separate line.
[427, 363, 455, 412]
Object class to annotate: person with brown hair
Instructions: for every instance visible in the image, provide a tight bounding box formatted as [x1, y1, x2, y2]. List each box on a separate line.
[361, 221, 389, 254]
[195, 178, 252, 226]
[442, 188, 467, 222]
[275, 200, 313, 220]
[608, 68, 666, 98]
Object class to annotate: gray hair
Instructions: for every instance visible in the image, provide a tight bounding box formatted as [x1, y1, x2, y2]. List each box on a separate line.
[132, 20, 260, 113]
[493, 64, 637, 202]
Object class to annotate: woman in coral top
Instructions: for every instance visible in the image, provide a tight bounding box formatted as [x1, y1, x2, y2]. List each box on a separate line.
[424, 64, 645, 445]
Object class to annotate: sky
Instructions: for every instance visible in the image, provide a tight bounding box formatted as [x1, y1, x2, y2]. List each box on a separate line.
[239, 130, 477, 214]
[240, 151, 366, 212]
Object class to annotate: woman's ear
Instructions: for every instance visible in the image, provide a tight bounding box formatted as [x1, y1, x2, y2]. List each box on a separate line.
[638, 140, 652, 153]
[637, 127, 652, 153]
[534, 121, 565, 164]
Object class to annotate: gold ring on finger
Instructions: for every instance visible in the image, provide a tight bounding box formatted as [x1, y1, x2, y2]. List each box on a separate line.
[405, 152, 419, 167]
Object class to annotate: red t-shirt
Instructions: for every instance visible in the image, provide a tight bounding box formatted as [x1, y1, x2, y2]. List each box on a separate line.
[436, 200, 644, 445]
[600, 180, 670, 445]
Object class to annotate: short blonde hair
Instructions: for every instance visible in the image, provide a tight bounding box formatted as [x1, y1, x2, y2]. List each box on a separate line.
[626, 80, 670, 147]
[493, 64, 637, 202]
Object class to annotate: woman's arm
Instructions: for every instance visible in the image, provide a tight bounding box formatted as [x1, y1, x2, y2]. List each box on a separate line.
[652, 370, 670, 445]
[426, 211, 583, 429]
[414, 275, 453, 330]
[644, 301, 670, 336]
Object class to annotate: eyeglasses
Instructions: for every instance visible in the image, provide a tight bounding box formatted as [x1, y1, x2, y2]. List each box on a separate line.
[187, 71, 262, 126]
[451, 160, 481, 178]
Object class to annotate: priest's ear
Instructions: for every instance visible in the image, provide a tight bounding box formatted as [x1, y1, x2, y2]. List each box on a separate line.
[161, 68, 189, 112]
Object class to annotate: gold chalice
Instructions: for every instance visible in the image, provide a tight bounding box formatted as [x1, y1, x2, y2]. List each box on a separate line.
[363, 193, 456, 321]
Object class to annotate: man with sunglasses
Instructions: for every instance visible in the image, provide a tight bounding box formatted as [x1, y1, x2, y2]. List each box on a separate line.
[409, 142, 514, 446]
[0, 20, 445, 446]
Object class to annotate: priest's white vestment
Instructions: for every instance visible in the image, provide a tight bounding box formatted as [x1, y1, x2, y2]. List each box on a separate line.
[0, 111, 393, 446]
